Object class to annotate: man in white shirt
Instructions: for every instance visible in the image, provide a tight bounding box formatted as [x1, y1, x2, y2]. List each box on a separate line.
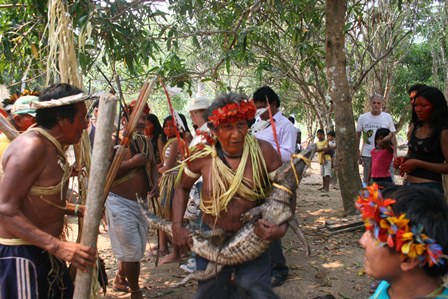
[252, 86, 297, 163]
[356, 94, 396, 184]
[252, 86, 297, 287]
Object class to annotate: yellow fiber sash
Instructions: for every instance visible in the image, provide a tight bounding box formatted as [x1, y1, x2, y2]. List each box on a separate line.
[27, 128, 71, 198]
[178, 135, 271, 217]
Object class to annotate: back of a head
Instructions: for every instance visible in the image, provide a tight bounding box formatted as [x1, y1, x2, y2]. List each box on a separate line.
[252, 86, 280, 108]
[382, 184, 448, 277]
[374, 128, 390, 140]
[407, 83, 428, 95]
[36, 83, 84, 129]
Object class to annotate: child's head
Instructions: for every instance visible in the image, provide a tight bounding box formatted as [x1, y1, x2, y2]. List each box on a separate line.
[358, 184, 448, 281]
[327, 131, 335, 142]
[162, 116, 177, 141]
[374, 128, 390, 149]
[317, 129, 325, 141]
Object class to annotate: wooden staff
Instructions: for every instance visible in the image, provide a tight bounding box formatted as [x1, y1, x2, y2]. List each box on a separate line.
[102, 76, 157, 204]
[0, 113, 19, 141]
[73, 93, 118, 299]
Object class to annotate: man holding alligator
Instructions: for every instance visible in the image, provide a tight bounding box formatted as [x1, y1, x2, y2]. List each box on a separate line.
[172, 92, 288, 295]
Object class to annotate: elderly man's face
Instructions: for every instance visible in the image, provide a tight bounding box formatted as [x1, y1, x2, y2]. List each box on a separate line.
[370, 97, 383, 115]
[214, 120, 249, 156]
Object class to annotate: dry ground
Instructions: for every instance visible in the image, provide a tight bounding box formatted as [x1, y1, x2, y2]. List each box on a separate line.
[69, 160, 397, 299]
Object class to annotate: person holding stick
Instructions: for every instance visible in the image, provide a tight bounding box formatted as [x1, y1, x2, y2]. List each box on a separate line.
[0, 83, 97, 298]
[106, 100, 158, 299]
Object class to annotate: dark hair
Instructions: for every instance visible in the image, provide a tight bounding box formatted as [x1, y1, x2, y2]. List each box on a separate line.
[411, 86, 448, 131]
[288, 116, 295, 124]
[327, 131, 336, 138]
[252, 86, 280, 108]
[374, 128, 390, 148]
[178, 113, 191, 133]
[36, 83, 84, 129]
[317, 129, 325, 135]
[407, 83, 428, 95]
[161, 115, 187, 143]
[146, 114, 163, 140]
[381, 185, 448, 277]
[206, 92, 252, 130]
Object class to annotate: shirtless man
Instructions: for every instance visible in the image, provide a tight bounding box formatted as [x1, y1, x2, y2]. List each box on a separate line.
[106, 101, 158, 299]
[172, 93, 286, 295]
[0, 83, 96, 298]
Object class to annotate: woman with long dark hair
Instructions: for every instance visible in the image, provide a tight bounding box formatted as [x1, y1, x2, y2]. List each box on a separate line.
[145, 113, 164, 165]
[394, 86, 448, 193]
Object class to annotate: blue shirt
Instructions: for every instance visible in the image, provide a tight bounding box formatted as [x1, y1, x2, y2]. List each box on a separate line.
[370, 281, 448, 299]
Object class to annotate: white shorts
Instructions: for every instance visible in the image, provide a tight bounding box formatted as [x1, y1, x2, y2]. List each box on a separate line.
[106, 192, 148, 262]
[321, 160, 332, 177]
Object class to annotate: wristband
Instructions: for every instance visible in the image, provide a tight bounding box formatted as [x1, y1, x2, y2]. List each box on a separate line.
[74, 204, 79, 217]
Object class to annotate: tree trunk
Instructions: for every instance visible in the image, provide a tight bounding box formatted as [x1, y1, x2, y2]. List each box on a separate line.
[325, 0, 361, 214]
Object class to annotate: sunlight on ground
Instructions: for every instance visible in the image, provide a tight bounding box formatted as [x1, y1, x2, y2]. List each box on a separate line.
[308, 208, 335, 216]
[322, 261, 344, 269]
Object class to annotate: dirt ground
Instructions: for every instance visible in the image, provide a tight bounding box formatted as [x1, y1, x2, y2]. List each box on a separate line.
[69, 160, 397, 299]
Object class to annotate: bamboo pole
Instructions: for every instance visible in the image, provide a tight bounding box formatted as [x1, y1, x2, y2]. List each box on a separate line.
[101, 77, 157, 204]
[0, 114, 19, 141]
[73, 94, 117, 299]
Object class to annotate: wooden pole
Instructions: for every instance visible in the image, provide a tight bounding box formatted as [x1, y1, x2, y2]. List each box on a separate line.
[73, 94, 117, 298]
[101, 77, 157, 204]
[0, 114, 19, 141]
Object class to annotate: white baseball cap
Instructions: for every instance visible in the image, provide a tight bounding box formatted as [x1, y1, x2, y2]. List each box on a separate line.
[187, 96, 209, 112]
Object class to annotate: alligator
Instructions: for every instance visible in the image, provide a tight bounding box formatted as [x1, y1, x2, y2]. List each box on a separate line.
[137, 145, 315, 285]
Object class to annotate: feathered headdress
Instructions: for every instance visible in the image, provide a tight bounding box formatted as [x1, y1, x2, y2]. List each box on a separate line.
[356, 184, 446, 267]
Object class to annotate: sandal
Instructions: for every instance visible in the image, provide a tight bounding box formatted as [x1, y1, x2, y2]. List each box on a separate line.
[113, 284, 130, 293]
[113, 274, 130, 293]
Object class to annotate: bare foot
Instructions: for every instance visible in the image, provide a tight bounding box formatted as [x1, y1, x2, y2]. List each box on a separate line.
[317, 187, 324, 191]
[160, 252, 182, 265]
[113, 275, 129, 292]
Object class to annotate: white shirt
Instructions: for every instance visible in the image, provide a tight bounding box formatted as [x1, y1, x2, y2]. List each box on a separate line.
[254, 111, 297, 162]
[189, 123, 209, 148]
[356, 111, 396, 157]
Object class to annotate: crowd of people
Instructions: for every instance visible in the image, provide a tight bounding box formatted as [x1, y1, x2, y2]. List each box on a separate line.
[0, 82, 447, 299]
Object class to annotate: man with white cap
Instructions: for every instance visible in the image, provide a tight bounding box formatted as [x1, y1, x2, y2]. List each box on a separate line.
[187, 96, 210, 147]
[0, 95, 39, 159]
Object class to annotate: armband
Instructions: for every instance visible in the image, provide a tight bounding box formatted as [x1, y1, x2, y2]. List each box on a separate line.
[268, 169, 278, 181]
[184, 165, 201, 179]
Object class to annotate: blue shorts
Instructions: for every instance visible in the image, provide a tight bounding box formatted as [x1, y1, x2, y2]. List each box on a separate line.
[0, 244, 73, 299]
[193, 223, 271, 298]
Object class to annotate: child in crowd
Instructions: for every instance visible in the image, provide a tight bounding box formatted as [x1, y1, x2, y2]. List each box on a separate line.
[357, 184, 448, 299]
[369, 128, 393, 188]
[326, 131, 338, 188]
[157, 115, 185, 264]
[316, 129, 331, 192]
